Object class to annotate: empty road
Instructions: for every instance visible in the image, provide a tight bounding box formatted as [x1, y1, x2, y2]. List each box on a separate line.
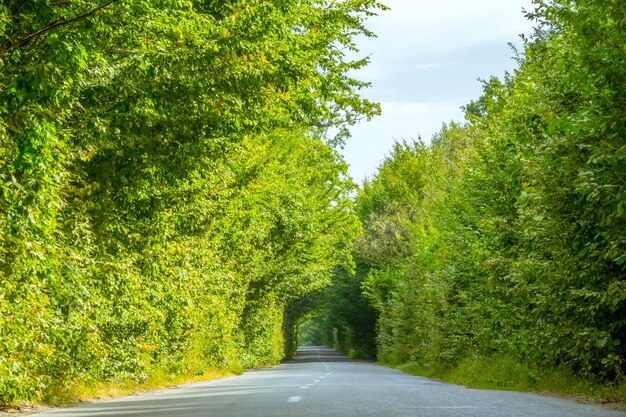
[35, 346, 625, 417]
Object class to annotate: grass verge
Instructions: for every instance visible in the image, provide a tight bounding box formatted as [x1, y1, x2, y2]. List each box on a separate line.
[1, 366, 241, 415]
[49, 369, 236, 405]
[383, 356, 626, 410]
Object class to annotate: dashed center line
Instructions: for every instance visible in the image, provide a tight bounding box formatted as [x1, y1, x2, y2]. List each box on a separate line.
[287, 396, 302, 403]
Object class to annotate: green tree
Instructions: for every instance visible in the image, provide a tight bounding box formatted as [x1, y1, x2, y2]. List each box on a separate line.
[346, 0, 625, 384]
[0, 0, 383, 404]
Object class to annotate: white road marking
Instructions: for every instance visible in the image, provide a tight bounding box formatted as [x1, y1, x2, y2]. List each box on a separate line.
[287, 396, 303, 403]
[299, 386, 309, 389]
[414, 407, 476, 409]
[314, 380, 320, 382]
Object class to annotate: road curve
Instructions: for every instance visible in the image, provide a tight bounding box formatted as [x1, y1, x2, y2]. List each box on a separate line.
[35, 346, 625, 417]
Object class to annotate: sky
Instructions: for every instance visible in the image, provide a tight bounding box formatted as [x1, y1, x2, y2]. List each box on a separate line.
[341, 0, 536, 182]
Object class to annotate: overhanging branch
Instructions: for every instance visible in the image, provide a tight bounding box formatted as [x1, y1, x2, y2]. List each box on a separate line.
[0, 0, 117, 54]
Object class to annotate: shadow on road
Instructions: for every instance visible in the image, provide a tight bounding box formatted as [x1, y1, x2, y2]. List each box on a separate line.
[283, 346, 371, 364]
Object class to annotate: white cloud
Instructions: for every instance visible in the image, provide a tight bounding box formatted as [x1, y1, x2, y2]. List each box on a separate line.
[368, 0, 533, 45]
[358, 0, 534, 65]
[343, 99, 466, 181]
[412, 63, 444, 70]
[340, 0, 536, 181]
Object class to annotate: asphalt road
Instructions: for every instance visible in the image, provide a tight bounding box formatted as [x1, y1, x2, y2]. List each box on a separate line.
[35, 346, 625, 417]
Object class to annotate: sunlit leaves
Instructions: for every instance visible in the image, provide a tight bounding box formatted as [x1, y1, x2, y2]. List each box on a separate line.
[0, 0, 380, 404]
[344, 0, 625, 382]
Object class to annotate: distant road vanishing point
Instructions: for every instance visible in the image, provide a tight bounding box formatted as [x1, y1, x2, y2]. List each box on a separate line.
[34, 346, 625, 417]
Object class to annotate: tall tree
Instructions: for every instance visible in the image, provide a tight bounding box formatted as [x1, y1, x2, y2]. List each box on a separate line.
[0, 0, 383, 404]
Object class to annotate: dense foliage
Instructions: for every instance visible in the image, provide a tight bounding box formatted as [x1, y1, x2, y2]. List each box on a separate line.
[322, 0, 625, 384]
[295, 262, 377, 357]
[0, 0, 382, 405]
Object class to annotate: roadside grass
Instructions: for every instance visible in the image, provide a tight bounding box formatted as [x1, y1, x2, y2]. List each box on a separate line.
[384, 356, 626, 407]
[39, 365, 241, 407]
[0, 366, 239, 416]
[347, 348, 375, 360]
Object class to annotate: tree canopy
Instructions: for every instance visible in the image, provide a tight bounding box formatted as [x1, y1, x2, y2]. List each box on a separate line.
[0, 0, 383, 405]
[317, 0, 625, 384]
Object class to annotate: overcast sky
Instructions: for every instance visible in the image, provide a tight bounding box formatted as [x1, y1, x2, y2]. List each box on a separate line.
[341, 0, 535, 182]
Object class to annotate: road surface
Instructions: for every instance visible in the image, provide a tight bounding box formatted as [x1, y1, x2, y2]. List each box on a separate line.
[35, 346, 625, 417]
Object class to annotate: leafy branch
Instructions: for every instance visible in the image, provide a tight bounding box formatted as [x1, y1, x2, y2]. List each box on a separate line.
[0, 0, 117, 54]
